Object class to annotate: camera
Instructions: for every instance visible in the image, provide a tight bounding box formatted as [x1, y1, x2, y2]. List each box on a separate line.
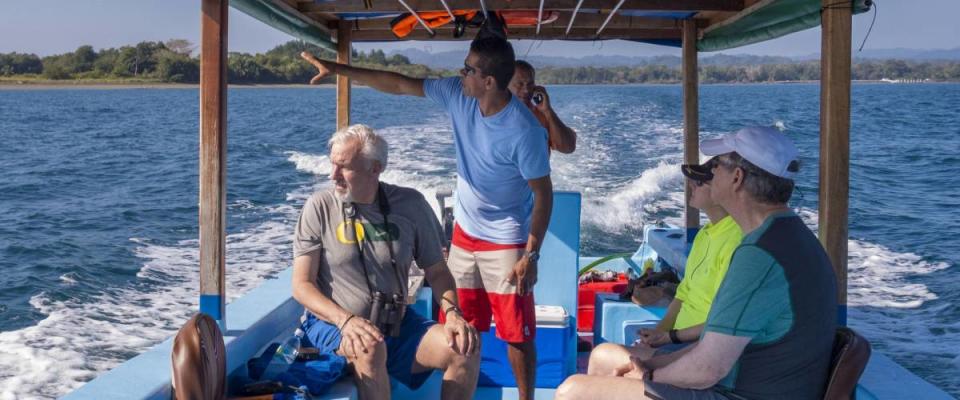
[531, 92, 544, 106]
[368, 291, 406, 337]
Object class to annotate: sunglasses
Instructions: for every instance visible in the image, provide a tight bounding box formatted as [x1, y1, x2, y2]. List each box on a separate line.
[692, 179, 710, 187]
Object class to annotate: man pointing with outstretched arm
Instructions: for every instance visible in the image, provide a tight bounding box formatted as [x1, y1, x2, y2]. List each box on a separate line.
[302, 36, 552, 400]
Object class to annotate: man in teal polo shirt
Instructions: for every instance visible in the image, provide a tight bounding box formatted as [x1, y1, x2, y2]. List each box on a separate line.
[556, 126, 837, 400]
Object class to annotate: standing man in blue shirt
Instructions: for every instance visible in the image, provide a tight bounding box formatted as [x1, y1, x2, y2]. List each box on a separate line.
[302, 36, 552, 400]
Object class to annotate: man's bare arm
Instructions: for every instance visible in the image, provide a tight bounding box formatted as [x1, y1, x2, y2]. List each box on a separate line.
[655, 298, 682, 332]
[526, 175, 553, 253]
[642, 341, 697, 369]
[423, 260, 479, 355]
[301, 52, 425, 97]
[542, 108, 577, 153]
[291, 252, 352, 327]
[506, 175, 552, 296]
[422, 260, 460, 313]
[534, 86, 576, 153]
[292, 251, 385, 357]
[650, 332, 750, 389]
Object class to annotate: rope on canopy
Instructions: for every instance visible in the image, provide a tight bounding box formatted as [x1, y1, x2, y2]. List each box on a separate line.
[536, 0, 545, 34]
[479, 0, 489, 20]
[565, 0, 585, 36]
[397, 0, 435, 36]
[596, 0, 626, 37]
[439, 0, 456, 21]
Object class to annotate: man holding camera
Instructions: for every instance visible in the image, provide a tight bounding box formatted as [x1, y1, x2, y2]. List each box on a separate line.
[509, 60, 577, 154]
[292, 124, 480, 400]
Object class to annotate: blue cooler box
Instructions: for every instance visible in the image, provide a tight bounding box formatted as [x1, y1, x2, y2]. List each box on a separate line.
[478, 305, 575, 388]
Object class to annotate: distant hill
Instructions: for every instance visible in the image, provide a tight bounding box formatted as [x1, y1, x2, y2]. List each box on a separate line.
[387, 49, 796, 69]
[389, 47, 960, 69]
[853, 47, 960, 61]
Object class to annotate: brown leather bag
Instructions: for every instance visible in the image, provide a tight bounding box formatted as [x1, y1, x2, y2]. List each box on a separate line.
[171, 313, 226, 400]
[822, 327, 872, 400]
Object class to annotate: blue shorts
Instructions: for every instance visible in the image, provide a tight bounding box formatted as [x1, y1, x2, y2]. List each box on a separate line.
[301, 309, 437, 390]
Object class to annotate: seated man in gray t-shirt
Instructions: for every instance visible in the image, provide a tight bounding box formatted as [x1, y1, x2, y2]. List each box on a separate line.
[292, 124, 480, 400]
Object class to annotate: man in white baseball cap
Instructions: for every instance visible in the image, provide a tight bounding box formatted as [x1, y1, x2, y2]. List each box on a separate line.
[700, 125, 801, 181]
[687, 126, 837, 398]
[555, 127, 839, 400]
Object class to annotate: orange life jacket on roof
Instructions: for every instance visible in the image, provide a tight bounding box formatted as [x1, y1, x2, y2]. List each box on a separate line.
[390, 10, 559, 38]
[391, 10, 479, 38]
[501, 10, 560, 26]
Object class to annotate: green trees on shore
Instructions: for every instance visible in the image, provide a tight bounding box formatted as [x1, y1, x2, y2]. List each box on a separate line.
[0, 39, 448, 84]
[531, 61, 960, 84]
[2, 39, 959, 84]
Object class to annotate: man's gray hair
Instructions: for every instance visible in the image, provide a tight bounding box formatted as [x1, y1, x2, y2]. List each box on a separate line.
[328, 124, 388, 170]
[719, 152, 795, 204]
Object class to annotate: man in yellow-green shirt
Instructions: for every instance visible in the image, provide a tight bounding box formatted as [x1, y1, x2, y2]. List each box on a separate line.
[584, 159, 742, 376]
[639, 160, 743, 346]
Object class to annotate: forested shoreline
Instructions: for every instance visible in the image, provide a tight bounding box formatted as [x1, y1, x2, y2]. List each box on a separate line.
[3, 39, 959, 85]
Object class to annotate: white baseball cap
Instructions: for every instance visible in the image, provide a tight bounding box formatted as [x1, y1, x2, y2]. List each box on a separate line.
[700, 126, 800, 180]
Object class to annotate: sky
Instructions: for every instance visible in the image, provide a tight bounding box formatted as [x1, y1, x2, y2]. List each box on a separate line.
[1, 1, 957, 58]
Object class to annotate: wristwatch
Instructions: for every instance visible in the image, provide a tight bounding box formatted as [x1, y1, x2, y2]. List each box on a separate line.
[669, 329, 682, 344]
[524, 250, 540, 263]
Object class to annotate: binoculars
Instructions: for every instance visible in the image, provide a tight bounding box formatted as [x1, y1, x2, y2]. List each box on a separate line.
[369, 291, 406, 337]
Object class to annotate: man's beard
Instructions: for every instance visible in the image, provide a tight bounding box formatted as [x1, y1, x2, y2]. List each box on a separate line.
[335, 187, 354, 203]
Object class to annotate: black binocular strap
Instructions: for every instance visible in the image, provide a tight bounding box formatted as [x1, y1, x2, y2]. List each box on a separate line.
[343, 183, 406, 300]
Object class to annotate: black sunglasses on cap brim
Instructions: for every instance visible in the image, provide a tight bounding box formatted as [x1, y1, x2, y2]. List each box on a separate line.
[681, 160, 715, 186]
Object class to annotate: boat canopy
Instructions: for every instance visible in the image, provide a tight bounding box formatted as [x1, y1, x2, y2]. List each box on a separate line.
[230, 0, 871, 52]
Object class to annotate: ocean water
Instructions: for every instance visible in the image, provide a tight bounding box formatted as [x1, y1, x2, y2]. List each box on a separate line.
[0, 83, 958, 398]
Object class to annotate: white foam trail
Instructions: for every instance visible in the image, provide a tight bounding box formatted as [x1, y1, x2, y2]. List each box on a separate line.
[847, 240, 947, 309]
[0, 214, 298, 399]
[581, 161, 683, 232]
[287, 152, 331, 176]
[59, 273, 78, 285]
[285, 121, 460, 220]
[844, 239, 955, 355]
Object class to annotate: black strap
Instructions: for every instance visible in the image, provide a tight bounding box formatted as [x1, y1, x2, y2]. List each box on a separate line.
[342, 183, 405, 299]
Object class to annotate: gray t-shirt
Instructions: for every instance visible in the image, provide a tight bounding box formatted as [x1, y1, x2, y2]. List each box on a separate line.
[293, 182, 445, 318]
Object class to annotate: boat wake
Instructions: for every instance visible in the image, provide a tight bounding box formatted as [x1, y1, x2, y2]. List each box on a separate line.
[0, 206, 298, 399]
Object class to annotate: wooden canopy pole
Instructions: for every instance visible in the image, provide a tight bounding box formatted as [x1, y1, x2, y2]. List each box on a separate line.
[819, 0, 852, 325]
[336, 20, 353, 130]
[199, 0, 228, 329]
[682, 19, 700, 243]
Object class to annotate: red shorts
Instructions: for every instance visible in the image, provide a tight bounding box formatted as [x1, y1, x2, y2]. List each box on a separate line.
[439, 224, 536, 343]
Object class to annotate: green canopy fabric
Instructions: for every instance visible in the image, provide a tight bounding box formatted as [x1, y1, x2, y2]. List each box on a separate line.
[230, 0, 336, 52]
[699, 0, 872, 52]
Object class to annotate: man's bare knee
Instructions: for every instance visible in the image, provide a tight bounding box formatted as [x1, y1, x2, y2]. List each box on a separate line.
[587, 343, 628, 375]
[350, 341, 388, 374]
[555, 374, 588, 400]
[453, 348, 481, 372]
[436, 340, 480, 376]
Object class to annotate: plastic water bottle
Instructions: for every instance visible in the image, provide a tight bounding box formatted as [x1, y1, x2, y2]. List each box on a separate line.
[261, 329, 303, 380]
[626, 267, 638, 282]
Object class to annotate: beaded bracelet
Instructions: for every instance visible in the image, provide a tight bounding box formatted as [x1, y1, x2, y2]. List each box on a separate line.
[338, 315, 356, 331]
